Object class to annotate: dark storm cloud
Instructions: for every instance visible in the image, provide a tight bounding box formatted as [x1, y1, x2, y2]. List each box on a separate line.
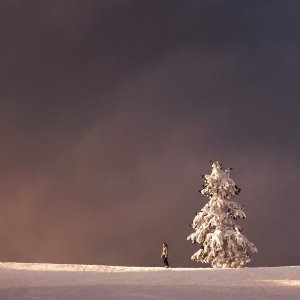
[0, 1, 300, 267]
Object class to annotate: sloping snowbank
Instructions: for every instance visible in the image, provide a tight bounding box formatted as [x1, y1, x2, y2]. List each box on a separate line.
[0, 263, 299, 299]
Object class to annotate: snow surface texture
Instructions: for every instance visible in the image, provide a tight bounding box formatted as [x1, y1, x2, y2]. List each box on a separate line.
[0, 263, 300, 300]
[188, 161, 257, 268]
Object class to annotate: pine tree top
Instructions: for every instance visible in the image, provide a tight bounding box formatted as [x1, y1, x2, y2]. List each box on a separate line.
[200, 161, 241, 200]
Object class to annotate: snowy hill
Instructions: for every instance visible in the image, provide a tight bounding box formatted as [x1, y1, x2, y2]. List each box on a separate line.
[0, 263, 299, 299]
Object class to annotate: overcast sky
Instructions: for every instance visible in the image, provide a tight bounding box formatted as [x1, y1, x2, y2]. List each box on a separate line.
[0, 1, 300, 268]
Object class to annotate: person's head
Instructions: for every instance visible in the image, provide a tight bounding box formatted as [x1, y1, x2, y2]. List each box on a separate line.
[163, 242, 168, 247]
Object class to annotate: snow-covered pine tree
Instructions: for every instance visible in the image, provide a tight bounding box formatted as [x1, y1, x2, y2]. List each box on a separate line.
[187, 161, 257, 268]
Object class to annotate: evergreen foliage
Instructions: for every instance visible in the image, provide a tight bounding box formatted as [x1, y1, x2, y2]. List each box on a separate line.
[187, 161, 258, 268]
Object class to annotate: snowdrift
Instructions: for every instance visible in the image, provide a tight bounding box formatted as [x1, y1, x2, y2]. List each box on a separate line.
[0, 262, 299, 299]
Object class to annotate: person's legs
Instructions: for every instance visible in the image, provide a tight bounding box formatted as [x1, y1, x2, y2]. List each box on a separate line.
[163, 256, 169, 268]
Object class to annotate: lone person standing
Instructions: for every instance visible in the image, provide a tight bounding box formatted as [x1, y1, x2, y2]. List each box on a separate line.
[161, 242, 169, 268]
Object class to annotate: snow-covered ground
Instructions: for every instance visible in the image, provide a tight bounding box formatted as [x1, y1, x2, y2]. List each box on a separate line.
[0, 263, 299, 299]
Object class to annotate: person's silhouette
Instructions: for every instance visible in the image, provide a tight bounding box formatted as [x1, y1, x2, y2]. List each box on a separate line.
[161, 242, 169, 268]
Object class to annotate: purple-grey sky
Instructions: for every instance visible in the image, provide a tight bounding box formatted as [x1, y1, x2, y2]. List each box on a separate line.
[0, 1, 300, 267]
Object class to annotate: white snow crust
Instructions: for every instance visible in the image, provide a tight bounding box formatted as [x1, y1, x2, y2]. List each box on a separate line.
[0, 262, 299, 299]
